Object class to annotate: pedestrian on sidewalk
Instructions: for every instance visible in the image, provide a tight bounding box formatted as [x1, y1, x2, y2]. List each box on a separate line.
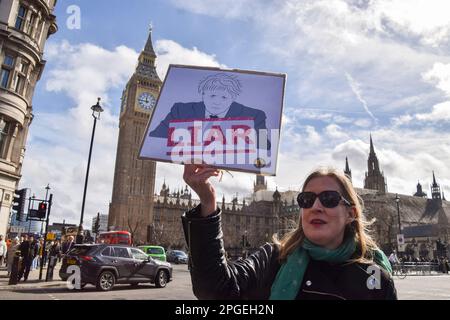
[0, 235, 6, 267]
[61, 236, 74, 255]
[56, 240, 62, 262]
[48, 241, 61, 266]
[6, 237, 20, 276]
[18, 235, 35, 282]
[31, 238, 41, 270]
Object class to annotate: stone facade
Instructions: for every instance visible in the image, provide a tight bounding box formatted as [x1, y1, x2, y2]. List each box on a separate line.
[0, 0, 57, 236]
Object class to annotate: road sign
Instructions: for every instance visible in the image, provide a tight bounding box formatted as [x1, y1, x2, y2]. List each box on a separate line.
[64, 226, 78, 236]
[46, 233, 56, 241]
[9, 226, 26, 233]
[28, 209, 45, 220]
[397, 234, 405, 246]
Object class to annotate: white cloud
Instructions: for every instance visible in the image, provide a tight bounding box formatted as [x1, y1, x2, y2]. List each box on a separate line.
[45, 40, 137, 111]
[391, 114, 413, 126]
[371, 0, 450, 47]
[154, 40, 226, 79]
[423, 62, 450, 96]
[390, 62, 450, 123]
[304, 125, 322, 144]
[415, 101, 450, 122]
[169, 0, 264, 20]
[325, 124, 349, 140]
[288, 108, 356, 124]
[170, 0, 450, 118]
[354, 118, 372, 128]
[22, 41, 138, 228]
[172, 0, 450, 47]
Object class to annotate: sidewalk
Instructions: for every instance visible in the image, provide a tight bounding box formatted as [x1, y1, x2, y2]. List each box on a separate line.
[0, 264, 66, 290]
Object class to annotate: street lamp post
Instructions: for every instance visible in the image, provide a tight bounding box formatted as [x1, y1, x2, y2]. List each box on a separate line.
[395, 194, 402, 232]
[242, 230, 248, 258]
[395, 194, 402, 253]
[77, 98, 103, 244]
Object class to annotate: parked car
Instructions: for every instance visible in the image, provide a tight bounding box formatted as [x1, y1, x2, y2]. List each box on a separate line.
[138, 245, 166, 262]
[59, 244, 172, 291]
[166, 250, 188, 264]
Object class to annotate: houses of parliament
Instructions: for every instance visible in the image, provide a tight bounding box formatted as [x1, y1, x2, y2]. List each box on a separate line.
[108, 30, 450, 259]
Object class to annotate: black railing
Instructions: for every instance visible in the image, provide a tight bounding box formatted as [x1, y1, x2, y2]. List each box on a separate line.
[393, 262, 441, 276]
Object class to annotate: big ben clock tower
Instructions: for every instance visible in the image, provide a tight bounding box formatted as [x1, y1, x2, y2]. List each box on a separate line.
[108, 27, 161, 244]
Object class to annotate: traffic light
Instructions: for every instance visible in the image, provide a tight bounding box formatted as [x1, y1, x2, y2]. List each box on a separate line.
[12, 189, 27, 221]
[37, 201, 47, 219]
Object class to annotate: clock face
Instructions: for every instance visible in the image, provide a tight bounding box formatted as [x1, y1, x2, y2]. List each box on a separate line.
[137, 92, 156, 110]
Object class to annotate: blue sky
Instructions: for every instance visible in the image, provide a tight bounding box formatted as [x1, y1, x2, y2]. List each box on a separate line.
[20, 0, 450, 228]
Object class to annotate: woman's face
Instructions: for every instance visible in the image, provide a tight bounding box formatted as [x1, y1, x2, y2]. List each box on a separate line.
[301, 176, 355, 250]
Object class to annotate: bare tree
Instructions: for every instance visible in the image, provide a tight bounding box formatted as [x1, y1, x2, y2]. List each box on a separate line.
[93, 212, 100, 237]
[127, 216, 140, 245]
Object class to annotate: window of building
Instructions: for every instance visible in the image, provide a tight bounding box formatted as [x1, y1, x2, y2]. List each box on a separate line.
[12, 58, 29, 95]
[27, 13, 36, 36]
[1, 55, 15, 89]
[0, 118, 12, 159]
[20, 60, 29, 73]
[15, 5, 27, 30]
[0, 69, 11, 88]
[14, 75, 23, 93]
[3, 55, 14, 67]
[35, 19, 42, 42]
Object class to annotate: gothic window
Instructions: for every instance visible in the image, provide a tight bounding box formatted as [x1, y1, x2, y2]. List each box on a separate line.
[0, 118, 12, 159]
[1, 54, 15, 89]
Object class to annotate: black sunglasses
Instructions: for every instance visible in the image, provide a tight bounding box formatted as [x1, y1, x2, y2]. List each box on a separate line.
[297, 191, 352, 209]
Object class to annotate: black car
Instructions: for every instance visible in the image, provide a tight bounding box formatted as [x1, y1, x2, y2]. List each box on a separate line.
[166, 250, 188, 264]
[59, 244, 173, 291]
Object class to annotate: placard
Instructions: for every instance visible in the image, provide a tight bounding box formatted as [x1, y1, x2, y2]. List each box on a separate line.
[139, 65, 286, 175]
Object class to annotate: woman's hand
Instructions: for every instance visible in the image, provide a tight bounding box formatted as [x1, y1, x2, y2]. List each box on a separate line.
[183, 164, 220, 217]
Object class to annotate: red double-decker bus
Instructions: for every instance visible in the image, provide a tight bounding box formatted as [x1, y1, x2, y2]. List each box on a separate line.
[96, 231, 132, 245]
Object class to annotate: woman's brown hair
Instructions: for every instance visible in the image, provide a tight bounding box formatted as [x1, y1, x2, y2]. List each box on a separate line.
[274, 167, 379, 264]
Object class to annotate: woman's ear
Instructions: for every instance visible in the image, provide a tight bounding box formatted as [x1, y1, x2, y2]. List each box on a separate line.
[346, 206, 357, 224]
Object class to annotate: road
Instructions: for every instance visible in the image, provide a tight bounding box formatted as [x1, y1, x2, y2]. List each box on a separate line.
[1, 265, 450, 300]
[394, 274, 450, 300]
[0, 264, 196, 300]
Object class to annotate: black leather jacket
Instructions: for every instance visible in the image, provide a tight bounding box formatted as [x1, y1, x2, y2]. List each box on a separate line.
[182, 205, 397, 300]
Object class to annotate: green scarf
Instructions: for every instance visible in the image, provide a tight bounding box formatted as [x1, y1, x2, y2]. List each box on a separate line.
[269, 237, 392, 300]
